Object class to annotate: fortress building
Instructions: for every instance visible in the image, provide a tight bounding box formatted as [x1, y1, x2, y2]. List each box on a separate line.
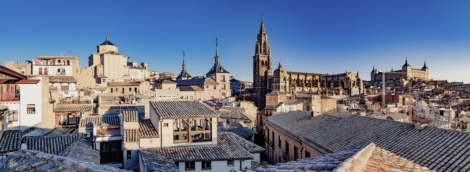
[371, 59, 429, 81]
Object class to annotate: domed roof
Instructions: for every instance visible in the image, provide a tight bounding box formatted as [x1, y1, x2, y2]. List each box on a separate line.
[100, 34, 116, 46]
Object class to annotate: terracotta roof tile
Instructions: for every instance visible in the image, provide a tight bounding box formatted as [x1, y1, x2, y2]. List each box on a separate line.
[124, 129, 138, 143]
[54, 104, 94, 112]
[141, 133, 253, 162]
[138, 151, 179, 172]
[48, 76, 76, 83]
[123, 110, 139, 122]
[0, 130, 21, 153]
[23, 134, 81, 155]
[79, 116, 120, 127]
[150, 100, 218, 119]
[267, 113, 470, 171]
[1, 149, 129, 172]
[139, 119, 159, 138]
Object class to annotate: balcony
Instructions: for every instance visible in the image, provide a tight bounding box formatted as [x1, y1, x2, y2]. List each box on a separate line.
[56, 72, 65, 75]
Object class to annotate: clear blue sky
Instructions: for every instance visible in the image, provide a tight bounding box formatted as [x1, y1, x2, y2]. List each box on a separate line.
[1, 1, 469, 82]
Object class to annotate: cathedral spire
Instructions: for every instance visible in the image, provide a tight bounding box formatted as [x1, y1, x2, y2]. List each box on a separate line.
[182, 51, 186, 71]
[215, 37, 220, 65]
[402, 57, 410, 67]
[260, 13, 266, 34]
[371, 65, 375, 73]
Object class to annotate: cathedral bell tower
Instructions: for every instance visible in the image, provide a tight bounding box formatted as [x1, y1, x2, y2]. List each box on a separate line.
[253, 15, 273, 110]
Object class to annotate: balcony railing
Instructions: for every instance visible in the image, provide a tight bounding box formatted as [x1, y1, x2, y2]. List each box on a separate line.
[56, 72, 65, 75]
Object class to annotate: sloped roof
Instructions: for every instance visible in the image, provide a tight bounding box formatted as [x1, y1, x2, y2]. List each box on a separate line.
[23, 134, 81, 155]
[1, 149, 128, 172]
[59, 139, 99, 164]
[138, 151, 179, 172]
[54, 104, 94, 112]
[175, 77, 217, 86]
[219, 132, 264, 153]
[218, 122, 255, 139]
[217, 107, 251, 121]
[206, 63, 229, 74]
[267, 113, 470, 171]
[140, 133, 254, 162]
[256, 143, 433, 172]
[123, 110, 139, 122]
[0, 130, 21, 153]
[79, 115, 120, 127]
[48, 76, 76, 83]
[150, 100, 218, 119]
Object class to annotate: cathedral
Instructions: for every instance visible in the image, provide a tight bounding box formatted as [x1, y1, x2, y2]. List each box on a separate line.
[253, 18, 364, 110]
[370, 59, 429, 81]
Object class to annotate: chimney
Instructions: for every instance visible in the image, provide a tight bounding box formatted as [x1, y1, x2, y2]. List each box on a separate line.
[414, 122, 427, 130]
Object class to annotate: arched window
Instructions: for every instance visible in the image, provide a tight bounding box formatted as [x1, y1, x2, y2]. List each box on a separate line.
[67, 60, 70, 65]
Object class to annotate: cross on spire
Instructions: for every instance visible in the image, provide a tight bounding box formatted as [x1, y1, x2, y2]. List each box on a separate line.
[106, 32, 109, 41]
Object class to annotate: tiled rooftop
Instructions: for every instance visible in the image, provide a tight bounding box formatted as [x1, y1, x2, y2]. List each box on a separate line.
[218, 107, 251, 121]
[59, 139, 99, 164]
[141, 133, 255, 162]
[0, 130, 21, 153]
[139, 151, 179, 172]
[124, 129, 138, 143]
[23, 134, 81, 155]
[218, 122, 255, 139]
[79, 115, 120, 127]
[139, 119, 159, 138]
[255, 143, 434, 172]
[257, 146, 361, 171]
[267, 113, 470, 171]
[0, 149, 129, 172]
[54, 104, 94, 112]
[150, 100, 218, 119]
[220, 132, 264, 153]
[123, 110, 139, 122]
[178, 85, 204, 91]
[48, 76, 77, 83]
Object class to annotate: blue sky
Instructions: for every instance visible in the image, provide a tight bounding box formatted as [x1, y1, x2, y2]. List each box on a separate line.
[1, 0, 469, 82]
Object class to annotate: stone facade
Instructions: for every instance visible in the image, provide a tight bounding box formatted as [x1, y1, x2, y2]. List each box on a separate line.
[371, 59, 429, 81]
[206, 38, 231, 99]
[253, 20, 364, 110]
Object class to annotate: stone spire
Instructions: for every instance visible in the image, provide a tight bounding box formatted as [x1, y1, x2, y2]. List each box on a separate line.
[177, 51, 192, 80]
[403, 57, 410, 67]
[215, 37, 220, 65]
[182, 51, 186, 71]
[371, 65, 375, 73]
[422, 61, 428, 70]
[260, 12, 265, 34]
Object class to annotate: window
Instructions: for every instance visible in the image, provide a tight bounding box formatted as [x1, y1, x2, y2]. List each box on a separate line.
[44, 67, 48, 75]
[185, 162, 195, 171]
[294, 146, 299, 160]
[201, 161, 211, 170]
[8, 110, 18, 122]
[227, 160, 234, 167]
[122, 88, 125, 93]
[285, 140, 289, 155]
[129, 88, 132, 91]
[27, 104, 35, 114]
[278, 136, 281, 148]
[163, 123, 169, 127]
[61, 85, 69, 91]
[305, 150, 311, 158]
[272, 131, 275, 149]
[111, 88, 113, 93]
[175, 162, 179, 168]
[39, 68, 43, 75]
[174, 119, 211, 143]
[127, 150, 132, 159]
[100, 141, 123, 163]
